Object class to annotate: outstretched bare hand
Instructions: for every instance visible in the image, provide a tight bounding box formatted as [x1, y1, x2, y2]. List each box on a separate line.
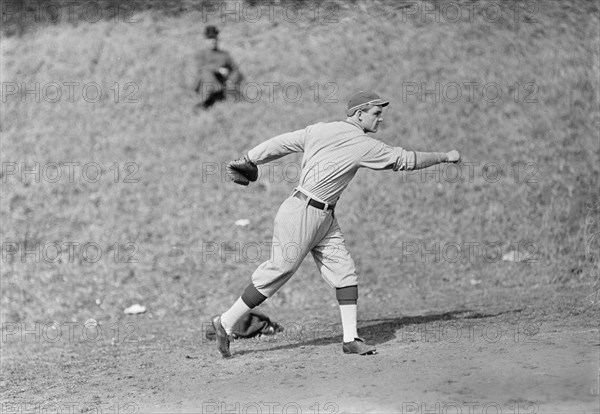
[446, 150, 461, 163]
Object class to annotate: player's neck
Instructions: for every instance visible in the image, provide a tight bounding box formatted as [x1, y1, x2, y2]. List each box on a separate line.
[344, 118, 367, 133]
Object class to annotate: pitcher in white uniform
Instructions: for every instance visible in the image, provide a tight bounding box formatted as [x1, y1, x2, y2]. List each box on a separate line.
[213, 91, 461, 358]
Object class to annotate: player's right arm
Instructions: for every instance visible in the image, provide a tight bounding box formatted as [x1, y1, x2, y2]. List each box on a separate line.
[359, 138, 460, 171]
[247, 127, 308, 165]
[408, 150, 461, 170]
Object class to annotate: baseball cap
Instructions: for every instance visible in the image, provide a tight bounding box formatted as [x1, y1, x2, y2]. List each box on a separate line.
[205, 25, 219, 39]
[346, 91, 389, 116]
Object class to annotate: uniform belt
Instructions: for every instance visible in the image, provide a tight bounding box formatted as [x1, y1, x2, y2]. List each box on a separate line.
[294, 192, 335, 211]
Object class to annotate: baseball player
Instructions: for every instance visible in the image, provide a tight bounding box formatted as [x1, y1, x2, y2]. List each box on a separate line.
[194, 25, 244, 109]
[216, 91, 461, 358]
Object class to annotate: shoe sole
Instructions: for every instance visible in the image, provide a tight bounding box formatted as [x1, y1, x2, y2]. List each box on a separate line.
[343, 349, 378, 355]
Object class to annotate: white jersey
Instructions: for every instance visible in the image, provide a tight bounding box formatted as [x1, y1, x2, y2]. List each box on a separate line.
[247, 119, 415, 204]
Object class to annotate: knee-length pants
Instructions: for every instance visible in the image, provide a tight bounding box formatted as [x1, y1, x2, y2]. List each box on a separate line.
[251, 192, 358, 297]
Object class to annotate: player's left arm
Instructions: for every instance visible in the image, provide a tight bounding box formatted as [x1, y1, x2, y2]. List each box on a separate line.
[226, 127, 308, 186]
[246, 127, 308, 165]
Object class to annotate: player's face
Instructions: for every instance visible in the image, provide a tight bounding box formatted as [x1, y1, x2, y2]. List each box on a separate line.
[360, 106, 384, 133]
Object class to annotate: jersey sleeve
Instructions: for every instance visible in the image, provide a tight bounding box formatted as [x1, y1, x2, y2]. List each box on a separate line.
[247, 127, 308, 165]
[359, 139, 416, 171]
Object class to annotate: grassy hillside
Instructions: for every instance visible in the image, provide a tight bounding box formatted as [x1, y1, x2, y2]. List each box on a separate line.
[1, 0, 598, 324]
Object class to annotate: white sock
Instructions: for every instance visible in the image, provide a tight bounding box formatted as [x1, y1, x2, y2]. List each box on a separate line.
[339, 304, 358, 342]
[221, 297, 251, 335]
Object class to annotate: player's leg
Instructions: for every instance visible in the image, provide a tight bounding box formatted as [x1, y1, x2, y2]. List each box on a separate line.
[195, 69, 226, 109]
[216, 195, 330, 357]
[311, 218, 376, 355]
[201, 89, 225, 109]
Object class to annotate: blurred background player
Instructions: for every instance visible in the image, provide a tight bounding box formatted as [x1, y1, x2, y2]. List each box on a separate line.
[194, 25, 244, 110]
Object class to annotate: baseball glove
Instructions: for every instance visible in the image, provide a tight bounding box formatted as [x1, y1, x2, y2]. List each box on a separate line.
[226, 155, 258, 186]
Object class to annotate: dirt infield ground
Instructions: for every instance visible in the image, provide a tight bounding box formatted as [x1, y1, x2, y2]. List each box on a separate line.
[1, 0, 599, 413]
[2, 286, 597, 414]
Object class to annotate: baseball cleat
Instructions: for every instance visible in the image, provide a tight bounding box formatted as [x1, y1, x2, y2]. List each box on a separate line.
[211, 315, 232, 359]
[342, 337, 377, 355]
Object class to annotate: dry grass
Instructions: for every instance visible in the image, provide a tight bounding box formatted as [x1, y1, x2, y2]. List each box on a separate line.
[1, 0, 598, 324]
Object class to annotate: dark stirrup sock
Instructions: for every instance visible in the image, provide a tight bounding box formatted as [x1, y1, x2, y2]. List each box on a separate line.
[241, 283, 268, 308]
[336, 285, 358, 305]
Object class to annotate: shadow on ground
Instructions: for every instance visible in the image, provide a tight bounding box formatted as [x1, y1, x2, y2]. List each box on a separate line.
[234, 309, 522, 355]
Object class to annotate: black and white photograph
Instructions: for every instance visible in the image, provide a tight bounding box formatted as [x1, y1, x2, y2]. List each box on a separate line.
[1, 0, 598, 413]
